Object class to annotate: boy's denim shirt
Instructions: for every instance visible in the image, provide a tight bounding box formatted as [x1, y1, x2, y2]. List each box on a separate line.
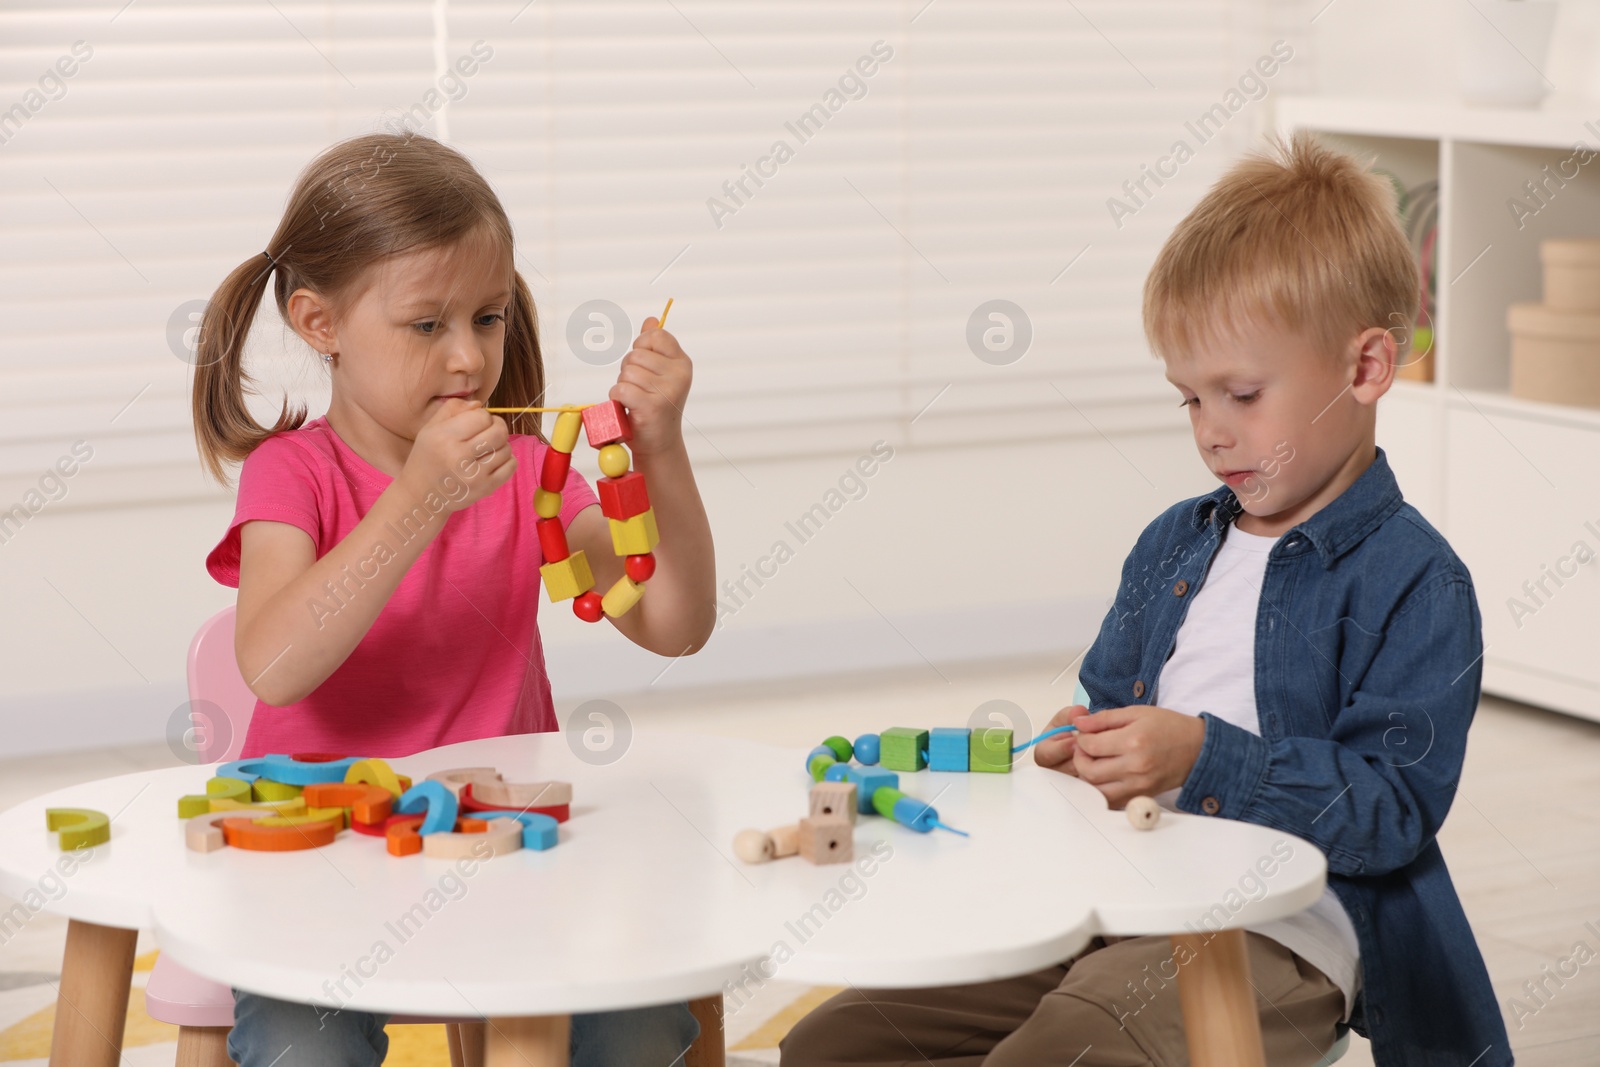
[1078, 446, 1512, 1066]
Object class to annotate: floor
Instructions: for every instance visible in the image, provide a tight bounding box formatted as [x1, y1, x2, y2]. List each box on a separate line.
[3, 653, 1599, 1065]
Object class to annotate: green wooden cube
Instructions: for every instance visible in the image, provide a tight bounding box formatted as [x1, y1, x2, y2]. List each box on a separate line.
[879, 727, 928, 772]
[970, 727, 1014, 773]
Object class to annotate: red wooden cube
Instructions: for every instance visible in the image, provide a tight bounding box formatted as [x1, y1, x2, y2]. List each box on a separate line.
[582, 400, 633, 448]
[597, 471, 650, 520]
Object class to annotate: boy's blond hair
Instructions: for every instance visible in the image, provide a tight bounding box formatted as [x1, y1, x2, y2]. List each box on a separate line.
[1142, 130, 1420, 369]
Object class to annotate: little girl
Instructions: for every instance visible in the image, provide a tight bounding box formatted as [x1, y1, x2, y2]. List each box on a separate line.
[192, 131, 716, 1066]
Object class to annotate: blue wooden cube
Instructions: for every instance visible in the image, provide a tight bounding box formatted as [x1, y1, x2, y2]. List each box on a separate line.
[928, 727, 971, 772]
[829, 764, 899, 814]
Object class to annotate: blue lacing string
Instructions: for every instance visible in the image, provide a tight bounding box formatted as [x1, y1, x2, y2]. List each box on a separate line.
[1010, 722, 1079, 754]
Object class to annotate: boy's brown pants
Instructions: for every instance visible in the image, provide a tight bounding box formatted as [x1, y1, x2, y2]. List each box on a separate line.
[778, 932, 1345, 1067]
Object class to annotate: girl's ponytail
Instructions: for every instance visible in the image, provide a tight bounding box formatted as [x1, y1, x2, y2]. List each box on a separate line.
[191, 250, 308, 486]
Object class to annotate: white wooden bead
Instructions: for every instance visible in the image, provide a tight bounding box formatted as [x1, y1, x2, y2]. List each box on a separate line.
[1126, 795, 1161, 830]
[733, 828, 774, 863]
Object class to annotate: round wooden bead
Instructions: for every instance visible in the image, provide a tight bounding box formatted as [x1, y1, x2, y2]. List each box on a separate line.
[822, 736, 853, 763]
[853, 733, 881, 765]
[733, 828, 774, 863]
[573, 591, 604, 623]
[598, 443, 630, 479]
[1126, 795, 1161, 830]
[625, 553, 656, 582]
[535, 488, 562, 519]
[805, 745, 836, 782]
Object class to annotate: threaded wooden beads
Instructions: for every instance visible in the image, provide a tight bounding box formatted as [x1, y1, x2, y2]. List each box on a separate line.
[534, 401, 658, 622]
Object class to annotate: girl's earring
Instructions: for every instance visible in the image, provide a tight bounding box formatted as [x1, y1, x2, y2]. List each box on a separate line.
[322, 351, 334, 364]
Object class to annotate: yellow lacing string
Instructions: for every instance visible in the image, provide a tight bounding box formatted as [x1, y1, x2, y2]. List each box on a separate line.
[487, 298, 672, 415]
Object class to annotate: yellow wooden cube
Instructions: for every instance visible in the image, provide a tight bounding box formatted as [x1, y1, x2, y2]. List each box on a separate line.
[608, 508, 660, 556]
[551, 410, 583, 453]
[601, 575, 644, 618]
[541, 550, 595, 602]
[535, 488, 562, 518]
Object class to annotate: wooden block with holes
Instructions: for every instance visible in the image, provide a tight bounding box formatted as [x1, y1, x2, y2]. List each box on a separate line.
[809, 781, 857, 825]
[797, 816, 853, 865]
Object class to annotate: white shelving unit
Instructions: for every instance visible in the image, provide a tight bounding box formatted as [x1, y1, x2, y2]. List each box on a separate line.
[1276, 96, 1600, 725]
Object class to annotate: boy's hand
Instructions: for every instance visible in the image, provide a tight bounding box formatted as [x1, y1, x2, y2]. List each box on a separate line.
[611, 317, 691, 457]
[1033, 704, 1086, 775]
[1068, 705, 1206, 809]
[400, 398, 513, 513]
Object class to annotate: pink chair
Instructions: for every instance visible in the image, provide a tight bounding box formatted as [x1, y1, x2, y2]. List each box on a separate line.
[144, 605, 489, 1067]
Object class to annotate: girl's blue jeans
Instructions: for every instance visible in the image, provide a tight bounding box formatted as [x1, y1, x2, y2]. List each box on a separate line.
[227, 987, 701, 1066]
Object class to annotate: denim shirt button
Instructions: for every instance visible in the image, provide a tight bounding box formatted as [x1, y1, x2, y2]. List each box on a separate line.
[1132, 680, 1145, 698]
[1172, 579, 1189, 596]
[1201, 796, 1220, 815]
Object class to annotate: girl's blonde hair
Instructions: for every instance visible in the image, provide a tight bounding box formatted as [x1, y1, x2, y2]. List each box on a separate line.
[192, 131, 545, 486]
[1143, 130, 1420, 370]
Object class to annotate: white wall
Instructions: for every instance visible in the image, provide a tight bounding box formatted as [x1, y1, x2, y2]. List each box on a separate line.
[1310, 0, 1600, 111]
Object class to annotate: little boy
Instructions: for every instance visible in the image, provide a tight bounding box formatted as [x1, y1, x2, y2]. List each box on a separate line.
[780, 133, 1511, 1066]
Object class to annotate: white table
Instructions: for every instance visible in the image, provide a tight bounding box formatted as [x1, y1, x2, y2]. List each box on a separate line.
[0, 731, 1326, 1066]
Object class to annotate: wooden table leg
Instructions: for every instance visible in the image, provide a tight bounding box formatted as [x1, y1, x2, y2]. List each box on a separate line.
[685, 994, 725, 1067]
[486, 1014, 570, 1067]
[1170, 929, 1266, 1067]
[447, 1020, 487, 1067]
[48, 918, 138, 1067]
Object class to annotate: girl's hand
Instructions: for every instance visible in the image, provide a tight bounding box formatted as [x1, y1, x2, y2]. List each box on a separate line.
[611, 317, 691, 457]
[1033, 704, 1086, 776]
[399, 398, 514, 513]
[1070, 705, 1206, 809]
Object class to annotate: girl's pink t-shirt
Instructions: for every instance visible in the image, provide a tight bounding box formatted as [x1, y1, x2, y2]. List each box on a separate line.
[205, 415, 598, 759]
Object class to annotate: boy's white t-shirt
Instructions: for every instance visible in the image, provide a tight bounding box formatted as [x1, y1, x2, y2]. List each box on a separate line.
[1153, 521, 1362, 1023]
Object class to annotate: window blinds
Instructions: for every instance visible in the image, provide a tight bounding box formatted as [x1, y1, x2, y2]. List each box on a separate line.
[0, 0, 1281, 505]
